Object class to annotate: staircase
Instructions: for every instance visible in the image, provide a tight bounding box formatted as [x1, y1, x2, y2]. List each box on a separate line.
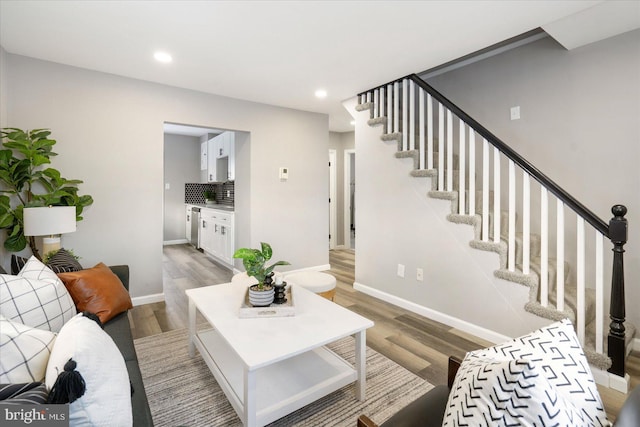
[355, 74, 633, 387]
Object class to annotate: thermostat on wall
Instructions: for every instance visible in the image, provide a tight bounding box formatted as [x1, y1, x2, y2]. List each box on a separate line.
[279, 167, 288, 181]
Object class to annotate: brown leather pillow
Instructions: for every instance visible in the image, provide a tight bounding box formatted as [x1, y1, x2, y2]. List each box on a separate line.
[57, 263, 133, 324]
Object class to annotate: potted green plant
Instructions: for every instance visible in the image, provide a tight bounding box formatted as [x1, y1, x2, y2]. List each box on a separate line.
[233, 242, 290, 306]
[203, 190, 216, 205]
[0, 128, 93, 260]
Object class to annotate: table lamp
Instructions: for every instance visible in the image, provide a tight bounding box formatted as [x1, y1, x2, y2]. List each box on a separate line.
[23, 206, 77, 255]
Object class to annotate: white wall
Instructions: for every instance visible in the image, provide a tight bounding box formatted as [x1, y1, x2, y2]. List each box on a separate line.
[3, 53, 329, 298]
[0, 47, 7, 128]
[426, 30, 640, 336]
[163, 133, 200, 242]
[350, 103, 548, 339]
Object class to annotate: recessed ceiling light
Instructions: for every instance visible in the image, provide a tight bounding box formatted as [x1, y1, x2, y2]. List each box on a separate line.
[315, 89, 327, 99]
[154, 51, 173, 63]
[350, 120, 356, 126]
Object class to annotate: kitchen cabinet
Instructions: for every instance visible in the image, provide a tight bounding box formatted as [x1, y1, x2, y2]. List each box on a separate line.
[215, 132, 230, 159]
[199, 208, 234, 267]
[206, 136, 217, 182]
[226, 132, 235, 181]
[200, 142, 207, 171]
[185, 205, 192, 242]
[205, 132, 235, 182]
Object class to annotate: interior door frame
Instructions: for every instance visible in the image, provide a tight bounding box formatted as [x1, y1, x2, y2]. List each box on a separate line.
[329, 149, 337, 249]
[344, 149, 355, 249]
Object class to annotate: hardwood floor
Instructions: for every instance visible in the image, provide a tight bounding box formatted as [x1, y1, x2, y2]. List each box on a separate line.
[129, 244, 639, 421]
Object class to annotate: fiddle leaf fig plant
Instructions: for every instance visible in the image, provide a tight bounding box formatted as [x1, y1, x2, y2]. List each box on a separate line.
[0, 128, 94, 259]
[233, 242, 290, 290]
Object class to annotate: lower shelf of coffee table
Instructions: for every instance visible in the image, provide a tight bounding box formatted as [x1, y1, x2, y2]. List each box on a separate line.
[193, 328, 357, 426]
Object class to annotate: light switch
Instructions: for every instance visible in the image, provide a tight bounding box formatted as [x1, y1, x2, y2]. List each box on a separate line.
[164, 183, 170, 190]
[510, 106, 521, 121]
[279, 167, 289, 181]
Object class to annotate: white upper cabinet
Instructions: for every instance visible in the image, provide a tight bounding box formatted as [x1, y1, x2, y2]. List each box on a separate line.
[200, 141, 207, 171]
[207, 136, 217, 182]
[215, 132, 231, 159]
[204, 131, 235, 182]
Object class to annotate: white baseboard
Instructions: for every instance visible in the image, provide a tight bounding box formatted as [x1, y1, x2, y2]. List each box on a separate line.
[131, 293, 164, 306]
[163, 239, 189, 246]
[353, 281, 510, 345]
[591, 368, 630, 393]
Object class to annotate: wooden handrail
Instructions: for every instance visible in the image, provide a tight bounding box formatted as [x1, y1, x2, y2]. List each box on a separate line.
[358, 74, 609, 236]
[358, 75, 629, 379]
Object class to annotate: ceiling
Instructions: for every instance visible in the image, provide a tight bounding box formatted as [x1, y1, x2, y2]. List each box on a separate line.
[1, 1, 638, 132]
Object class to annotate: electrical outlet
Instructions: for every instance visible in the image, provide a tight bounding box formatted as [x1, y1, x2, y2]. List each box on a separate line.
[226, 190, 230, 197]
[417, 268, 424, 281]
[397, 264, 405, 278]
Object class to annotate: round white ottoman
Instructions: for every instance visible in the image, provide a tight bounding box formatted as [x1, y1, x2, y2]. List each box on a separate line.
[231, 272, 257, 286]
[286, 271, 336, 301]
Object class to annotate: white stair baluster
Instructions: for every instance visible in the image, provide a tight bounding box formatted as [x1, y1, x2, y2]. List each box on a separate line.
[576, 216, 585, 344]
[438, 104, 444, 191]
[427, 94, 434, 170]
[366, 91, 371, 103]
[522, 172, 531, 274]
[409, 80, 415, 151]
[469, 130, 476, 216]
[540, 187, 549, 307]
[482, 139, 489, 241]
[508, 160, 515, 271]
[380, 87, 385, 122]
[374, 89, 379, 118]
[556, 199, 565, 312]
[402, 79, 408, 151]
[419, 88, 425, 170]
[493, 147, 501, 243]
[393, 81, 399, 134]
[459, 120, 466, 215]
[595, 232, 604, 353]
[387, 84, 392, 133]
[447, 110, 453, 191]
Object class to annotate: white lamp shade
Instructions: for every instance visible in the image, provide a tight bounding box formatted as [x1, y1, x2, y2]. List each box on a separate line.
[23, 206, 77, 236]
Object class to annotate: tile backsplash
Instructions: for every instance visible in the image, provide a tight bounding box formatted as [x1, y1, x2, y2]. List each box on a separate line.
[185, 182, 234, 206]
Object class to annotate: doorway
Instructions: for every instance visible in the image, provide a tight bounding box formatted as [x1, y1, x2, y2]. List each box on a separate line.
[329, 149, 337, 249]
[344, 149, 355, 249]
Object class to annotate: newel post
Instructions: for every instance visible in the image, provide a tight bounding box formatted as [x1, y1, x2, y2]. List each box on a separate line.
[608, 204, 627, 377]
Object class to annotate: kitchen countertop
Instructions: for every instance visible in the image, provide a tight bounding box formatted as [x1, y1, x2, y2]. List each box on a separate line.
[188, 203, 234, 212]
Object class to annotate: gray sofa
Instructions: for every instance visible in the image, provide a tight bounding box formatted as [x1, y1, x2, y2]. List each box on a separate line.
[106, 265, 154, 427]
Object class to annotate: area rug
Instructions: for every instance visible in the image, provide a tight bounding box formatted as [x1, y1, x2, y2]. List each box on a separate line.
[134, 328, 434, 426]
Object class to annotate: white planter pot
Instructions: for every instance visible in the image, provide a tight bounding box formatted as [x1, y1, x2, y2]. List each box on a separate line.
[248, 285, 274, 307]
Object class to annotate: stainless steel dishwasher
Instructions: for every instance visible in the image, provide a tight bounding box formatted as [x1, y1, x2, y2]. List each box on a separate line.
[190, 206, 201, 248]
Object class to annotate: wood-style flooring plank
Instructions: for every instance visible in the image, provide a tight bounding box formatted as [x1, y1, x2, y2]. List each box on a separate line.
[130, 245, 637, 420]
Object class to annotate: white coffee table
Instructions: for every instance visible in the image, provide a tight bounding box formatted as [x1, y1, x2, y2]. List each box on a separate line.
[186, 282, 374, 427]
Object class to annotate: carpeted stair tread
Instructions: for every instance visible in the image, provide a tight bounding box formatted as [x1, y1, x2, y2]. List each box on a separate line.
[363, 110, 616, 372]
[368, 117, 387, 127]
[410, 169, 438, 178]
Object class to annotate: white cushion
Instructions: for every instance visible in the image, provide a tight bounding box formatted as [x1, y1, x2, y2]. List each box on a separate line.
[442, 356, 590, 426]
[0, 314, 56, 383]
[443, 319, 609, 426]
[286, 271, 336, 293]
[0, 256, 76, 332]
[45, 313, 132, 427]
